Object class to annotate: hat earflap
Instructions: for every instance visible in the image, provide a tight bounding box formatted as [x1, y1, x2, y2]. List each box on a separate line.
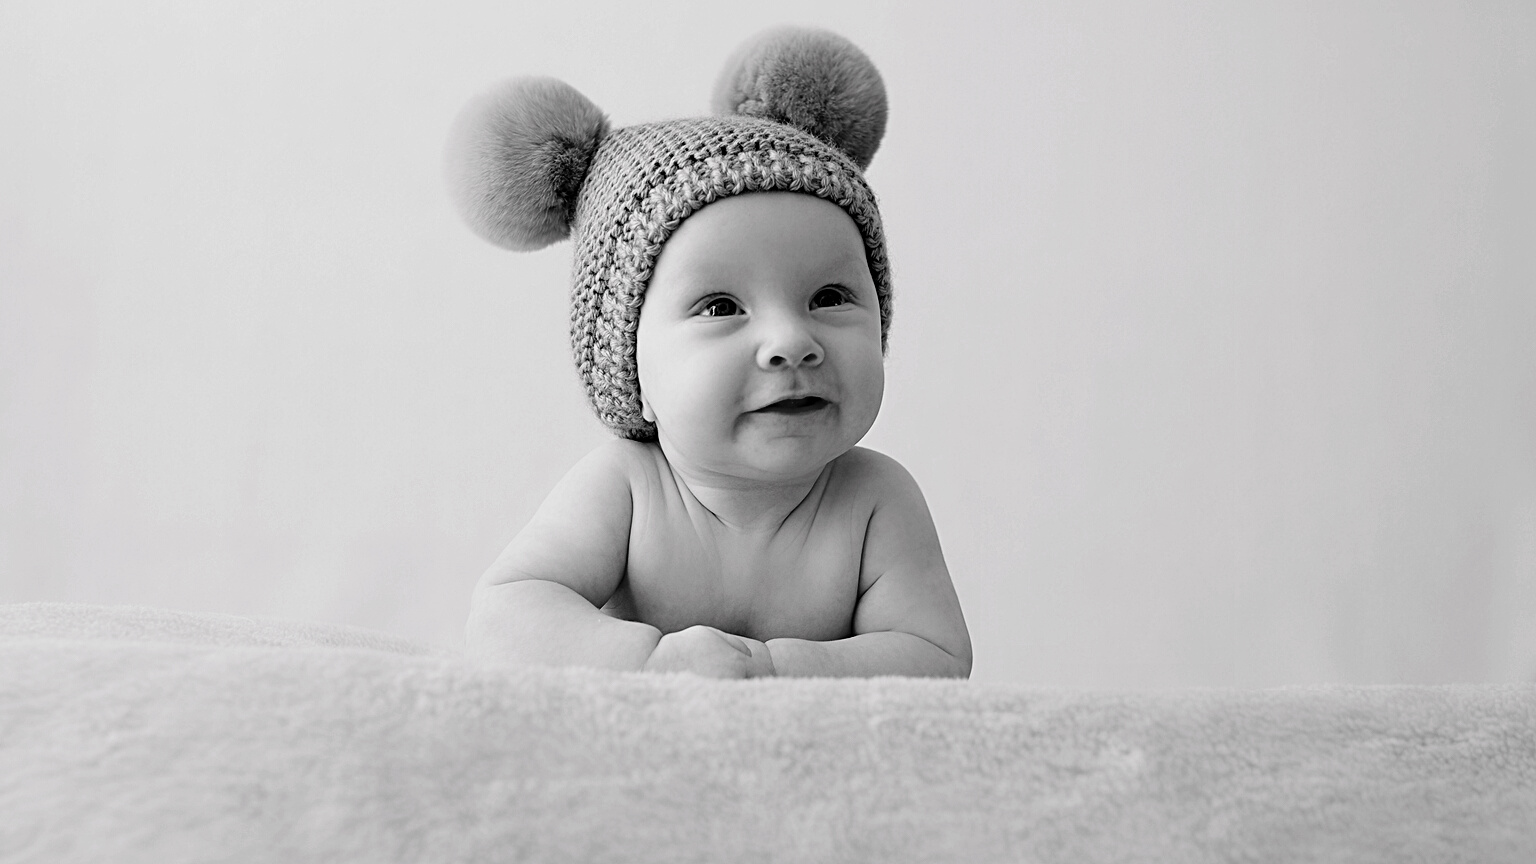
[444, 77, 609, 251]
[712, 27, 887, 170]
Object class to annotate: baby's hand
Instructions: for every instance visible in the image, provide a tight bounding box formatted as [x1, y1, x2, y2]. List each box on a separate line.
[643, 625, 775, 679]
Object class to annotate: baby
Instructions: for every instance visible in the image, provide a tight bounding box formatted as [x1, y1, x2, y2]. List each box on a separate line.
[446, 28, 969, 678]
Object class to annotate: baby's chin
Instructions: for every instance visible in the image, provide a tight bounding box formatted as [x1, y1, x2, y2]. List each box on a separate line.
[660, 432, 857, 487]
[732, 443, 850, 483]
[739, 425, 877, 480]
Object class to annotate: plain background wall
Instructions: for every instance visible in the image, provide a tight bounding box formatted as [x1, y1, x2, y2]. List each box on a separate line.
[2, 1, 1533, 687]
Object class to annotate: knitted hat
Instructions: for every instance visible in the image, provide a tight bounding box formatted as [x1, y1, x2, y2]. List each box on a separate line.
[446, 27, 891, 441]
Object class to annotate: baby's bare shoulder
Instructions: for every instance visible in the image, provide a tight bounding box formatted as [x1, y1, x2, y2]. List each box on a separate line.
[478, 439, 649, 601]
[828, 446, 922, 501]
[585, 437, 660, 478]
[593, 437, 669, 496]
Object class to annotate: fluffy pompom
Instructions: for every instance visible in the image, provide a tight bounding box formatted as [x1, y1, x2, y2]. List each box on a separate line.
[711, 27, 887, 169]
[444, 77, 608, 251]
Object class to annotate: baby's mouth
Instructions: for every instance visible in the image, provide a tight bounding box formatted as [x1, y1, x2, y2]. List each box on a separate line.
[755, 396, 830, 415]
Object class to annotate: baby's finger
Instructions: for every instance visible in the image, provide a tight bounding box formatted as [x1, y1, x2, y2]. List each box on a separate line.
[741, 637, 776, 678]
[712, 630, 753, 656]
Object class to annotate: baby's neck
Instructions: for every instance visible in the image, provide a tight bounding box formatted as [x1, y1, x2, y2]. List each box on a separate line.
[659, 449, 831, 533]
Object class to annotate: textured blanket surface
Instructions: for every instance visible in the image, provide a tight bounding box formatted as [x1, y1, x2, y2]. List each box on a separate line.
[2, 602, 1533, 864]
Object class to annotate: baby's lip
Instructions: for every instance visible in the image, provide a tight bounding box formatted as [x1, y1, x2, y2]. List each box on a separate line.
[752, 395, 831, 414]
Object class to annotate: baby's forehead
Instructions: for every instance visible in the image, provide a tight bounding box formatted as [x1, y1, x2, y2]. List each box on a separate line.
[649, 192, 869, 277]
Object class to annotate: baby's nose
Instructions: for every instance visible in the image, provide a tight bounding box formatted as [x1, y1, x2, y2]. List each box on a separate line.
[764, 348, 821, 369]
[756, 318, 823, 369]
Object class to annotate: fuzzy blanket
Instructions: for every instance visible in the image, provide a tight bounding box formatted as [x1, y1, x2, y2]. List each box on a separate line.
[2, 603, 1532, 863]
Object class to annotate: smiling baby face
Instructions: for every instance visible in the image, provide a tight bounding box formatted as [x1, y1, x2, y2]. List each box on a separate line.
[636, 192, 885, 484]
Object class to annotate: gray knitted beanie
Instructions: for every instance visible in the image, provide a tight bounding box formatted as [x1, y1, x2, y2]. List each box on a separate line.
[445, 27, 891, 441]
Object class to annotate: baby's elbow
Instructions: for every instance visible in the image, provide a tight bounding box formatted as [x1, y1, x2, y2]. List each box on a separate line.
[462, 578, 541, 661]
[463, 595, 509, 661]
[942, 634, 973, 678]
[912, 631, 971, 678]
[946, 645, 973, 679]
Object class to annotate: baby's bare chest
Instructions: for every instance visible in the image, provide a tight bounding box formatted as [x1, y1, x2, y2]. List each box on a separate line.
[611, 505, 866, 642]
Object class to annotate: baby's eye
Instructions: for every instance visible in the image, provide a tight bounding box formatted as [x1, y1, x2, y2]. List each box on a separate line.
[699, 297, 741, 317]
[810, 287, 849, 309]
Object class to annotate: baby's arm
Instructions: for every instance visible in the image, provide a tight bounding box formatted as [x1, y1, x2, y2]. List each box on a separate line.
[766, 451, 972, 678]
[467, 442, 661, 671]
[468, 442, 774, 678]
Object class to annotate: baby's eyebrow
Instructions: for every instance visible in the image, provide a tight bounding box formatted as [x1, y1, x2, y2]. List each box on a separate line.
[652, 269, 729, 301]
[824, 245, 875, 277]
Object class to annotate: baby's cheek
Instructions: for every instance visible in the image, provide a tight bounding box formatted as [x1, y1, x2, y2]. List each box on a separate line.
[667, 360, 744, 441]
[851, 347, 885, 412]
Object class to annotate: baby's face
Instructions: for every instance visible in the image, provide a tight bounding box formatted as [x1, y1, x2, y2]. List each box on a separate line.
[636, 192, 884, 483]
